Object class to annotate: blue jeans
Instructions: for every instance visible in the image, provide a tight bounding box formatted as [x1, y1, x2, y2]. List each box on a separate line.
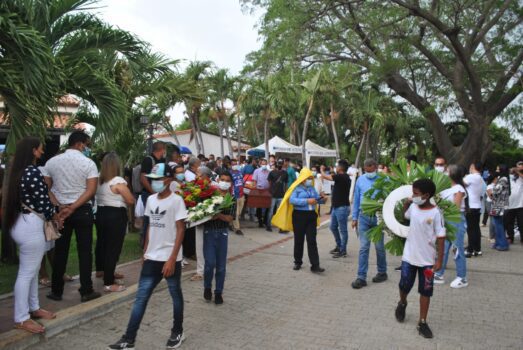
[436, 213, 467, 279]
[492, 215, 509, 250]
[124, 260, 183, 342]
[203, 227, 228, 294]
[267, 198, 283, 229]
[330, 206, 349, 253]
[357, 214, 387, 281]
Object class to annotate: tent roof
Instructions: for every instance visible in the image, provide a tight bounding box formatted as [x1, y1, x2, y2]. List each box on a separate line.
[305, 139, 337, 158]
[248, 136, 302, 155]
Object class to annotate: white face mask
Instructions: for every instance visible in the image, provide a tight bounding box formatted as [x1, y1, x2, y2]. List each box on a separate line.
[435, 166, 445, 173]
[412, 196, 426, 205]
[218, 181, 231, 191]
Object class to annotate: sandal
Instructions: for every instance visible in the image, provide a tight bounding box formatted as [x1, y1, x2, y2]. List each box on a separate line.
[104, 284, 126, 292]
[39, 278, 51, 287]
[30, 309, 56, 320]
[190, 274, 203, 281]
[63, 274, 74, 282]
[14, 319, 45, 334]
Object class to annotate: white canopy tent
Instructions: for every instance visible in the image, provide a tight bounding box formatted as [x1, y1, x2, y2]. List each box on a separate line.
[247, 136, 302, 157]
[305, 139, 338, 167]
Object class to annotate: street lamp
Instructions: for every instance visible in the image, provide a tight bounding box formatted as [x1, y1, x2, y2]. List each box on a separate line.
[140, 115, 154, 155]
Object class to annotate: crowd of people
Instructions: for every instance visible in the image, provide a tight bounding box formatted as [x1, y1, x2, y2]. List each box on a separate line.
[4, 130, 522, 345]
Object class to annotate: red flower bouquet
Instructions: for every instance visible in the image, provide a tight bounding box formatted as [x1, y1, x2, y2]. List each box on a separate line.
[179, 179, 217, 208]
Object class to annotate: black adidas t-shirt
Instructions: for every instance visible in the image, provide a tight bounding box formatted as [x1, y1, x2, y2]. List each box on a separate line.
[331, 173, 351, 208]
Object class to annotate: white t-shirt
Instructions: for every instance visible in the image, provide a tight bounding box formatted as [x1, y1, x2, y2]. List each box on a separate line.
[486, 183, 494, 203]
[43, 149, 99, 204]
[440, 184, 467, 212]
[508, 177, 523, 209]
[184, 169, 197, 182]
[464, 173, 484, 209]
[402, 205, 446, 267]
[96, 176, 127, 208]
[314, 174, 323, 194]
[144, 192, 188, 262]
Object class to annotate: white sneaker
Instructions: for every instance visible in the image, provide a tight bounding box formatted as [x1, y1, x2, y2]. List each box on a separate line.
[433, 274, 445, 284]
[450, 277, 468, 289]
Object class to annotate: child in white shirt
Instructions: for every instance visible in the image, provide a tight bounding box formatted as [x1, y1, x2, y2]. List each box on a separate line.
[395, 178, 446, 339]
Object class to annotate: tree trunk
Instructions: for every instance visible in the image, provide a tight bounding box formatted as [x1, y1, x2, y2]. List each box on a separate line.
[354, 131, 366, 169]
[301, 95, 315, 166]
[218, 119, 225, 158]
[448, 118, 492, 165]
[263, 111, 270, 159]
[189, 109, 201, 155]
[194, 109, 205, 156]
[237, 112, 242, 159]
[330, 103, 340, 159]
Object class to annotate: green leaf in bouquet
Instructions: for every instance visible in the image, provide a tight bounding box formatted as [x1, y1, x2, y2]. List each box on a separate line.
[431, 170, 452, 194]
[365, 222, 384, 243]
[444, 221, 457, 242]
[389, 159, 410, 185]
[437, 199, 461, 223]
[385, 235, 406, 256]
[361, 197, 383, 216]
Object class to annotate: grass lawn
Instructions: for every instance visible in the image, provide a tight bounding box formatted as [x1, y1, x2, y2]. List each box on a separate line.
[0, 229, 143, 295]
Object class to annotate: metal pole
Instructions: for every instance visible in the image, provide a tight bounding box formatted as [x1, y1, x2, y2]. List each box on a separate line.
[147, 124, 154, 154]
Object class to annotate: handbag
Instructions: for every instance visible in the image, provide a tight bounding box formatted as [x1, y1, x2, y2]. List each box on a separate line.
[22, 204, 61, 241]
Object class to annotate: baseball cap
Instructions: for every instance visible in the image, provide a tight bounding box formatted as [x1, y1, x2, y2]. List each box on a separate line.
[145, 163, 172, 179]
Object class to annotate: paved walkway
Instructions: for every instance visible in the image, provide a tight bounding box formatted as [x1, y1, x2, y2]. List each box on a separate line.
[26, 224, 523, 350]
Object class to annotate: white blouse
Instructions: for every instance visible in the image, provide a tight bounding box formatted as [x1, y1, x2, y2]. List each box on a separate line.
[96, 176, 128, 208]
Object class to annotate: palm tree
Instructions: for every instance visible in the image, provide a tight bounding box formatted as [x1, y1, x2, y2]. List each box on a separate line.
[300, 71, 321, 167]
[208, 68, 235, 157]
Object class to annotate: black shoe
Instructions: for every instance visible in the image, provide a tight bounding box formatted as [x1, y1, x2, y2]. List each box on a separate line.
[474, 250, 483, 256]
[81, 291, 101, 303]
[351, 278, 367, 289]
[395, 301, 407, 322]
[258, 222, 264, 228]
[417, 320, 433, 338]
[464, 251, 472, 258]
[394, 266, 402, 271]
[265, 226, 273, 232]
[235, 229, 244, 235]
[215, 293, 223, 305]
[204, 288, 212, 301]
[329, 247, 340, 254]
[372, 273, 388, 283]
[293, 264, 301, 271]
[279, 229, 289, 234]
[107, 337, 135, 350]
[46, 292, 62, 301]
[332, 251, 347, 258]
[166, 332, 185, 349]
[310, 266, 325, 273]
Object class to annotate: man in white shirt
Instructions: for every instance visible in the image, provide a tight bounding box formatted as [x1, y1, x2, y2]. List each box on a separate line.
[184, 156, 201, 182]
[505, 165, 523, 243]
[44, 131, 101, 302]
[464, 162, 485, 257]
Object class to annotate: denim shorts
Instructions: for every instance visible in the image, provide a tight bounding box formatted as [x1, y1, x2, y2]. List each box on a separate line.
[398, 261, 434, 297]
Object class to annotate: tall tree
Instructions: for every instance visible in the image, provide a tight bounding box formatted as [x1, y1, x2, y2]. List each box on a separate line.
[243, 0, 523, 165]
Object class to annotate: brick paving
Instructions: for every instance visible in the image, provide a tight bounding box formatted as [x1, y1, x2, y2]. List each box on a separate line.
[27, 225, 523, 350]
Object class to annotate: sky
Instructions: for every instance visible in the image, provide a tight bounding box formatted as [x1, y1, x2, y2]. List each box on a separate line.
[95, 0, 262, 124]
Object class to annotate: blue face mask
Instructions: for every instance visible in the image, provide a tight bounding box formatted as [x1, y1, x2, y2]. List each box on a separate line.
[151, 180, 167, 193]
[175, 173, 185, 182]
[305, 179, 313, 187]
[82, 146, 91, 158]
[365, 171, 377, 179]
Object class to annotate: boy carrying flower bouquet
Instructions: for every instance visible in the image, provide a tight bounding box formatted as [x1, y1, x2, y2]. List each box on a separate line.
[395, 178, 445, 339]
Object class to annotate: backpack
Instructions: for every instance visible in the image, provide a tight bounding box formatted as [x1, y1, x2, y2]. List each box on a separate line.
[132, 156, 155, 194]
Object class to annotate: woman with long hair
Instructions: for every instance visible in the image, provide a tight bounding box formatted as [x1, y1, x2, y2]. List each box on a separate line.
[95, 152, 135, 292]
[434, 165, 469, 288]
[5, 137, 59, 333]
[491, 164, 511, 251]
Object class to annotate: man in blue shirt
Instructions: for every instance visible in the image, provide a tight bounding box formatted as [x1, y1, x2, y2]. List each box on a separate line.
[230, 159, 245, 235]
[351, 158, 387, 289]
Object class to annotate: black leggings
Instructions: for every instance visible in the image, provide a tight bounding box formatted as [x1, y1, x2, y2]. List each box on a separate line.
[95, 206, 128, 286]
[292, 210, 320, 267]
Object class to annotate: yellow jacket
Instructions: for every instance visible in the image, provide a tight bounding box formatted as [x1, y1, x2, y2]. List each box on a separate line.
[271, 167, 320, 231]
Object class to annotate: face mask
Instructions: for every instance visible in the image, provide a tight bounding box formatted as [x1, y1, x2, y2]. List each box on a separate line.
[152, 180, 167, 193]
[261, 165, 268, 171]
[82, 146, 91, 158]
[412, 196, 426, 205]
[378, 169, 384, 173]
[175, 174, 185, 182]
[435, 166, 445, 173]
[312, 171, 317, 177]
[365, 171, 377, 179]
[305, 179, 313, 187]
[232, 165, 240, 171]
[218, 181, 231, 191]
